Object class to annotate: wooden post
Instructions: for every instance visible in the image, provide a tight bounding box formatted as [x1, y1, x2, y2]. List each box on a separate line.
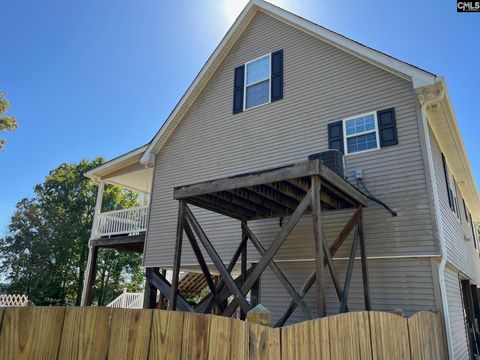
[251, 266, 260, 308]
[81, 246, 98, 306]
[240, 222, 248, 320]
[358, 207, 371, 311]
[169, 200, 186, 310]
[311, 175, 326, 317]
[143, 268, 158, 309]
[158, 269, 167, 309]
[246, 304, 271, 327]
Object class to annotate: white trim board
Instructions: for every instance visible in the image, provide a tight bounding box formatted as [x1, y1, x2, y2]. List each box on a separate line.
[140, 0, 437, 166]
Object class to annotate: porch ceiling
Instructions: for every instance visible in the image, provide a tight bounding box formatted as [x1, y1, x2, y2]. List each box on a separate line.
[84, 144, 153, 193]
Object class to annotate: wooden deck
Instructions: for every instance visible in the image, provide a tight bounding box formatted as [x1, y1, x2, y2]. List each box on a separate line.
[150, 159, 371, 323]
[90, 233, 145, 253]
[174, 159, 367, 221]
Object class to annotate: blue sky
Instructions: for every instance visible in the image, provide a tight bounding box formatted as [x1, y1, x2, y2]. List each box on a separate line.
[0, 0, 479, 234]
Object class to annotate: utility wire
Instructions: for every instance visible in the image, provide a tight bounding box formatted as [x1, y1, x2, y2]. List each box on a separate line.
[356, 178, 398, 217]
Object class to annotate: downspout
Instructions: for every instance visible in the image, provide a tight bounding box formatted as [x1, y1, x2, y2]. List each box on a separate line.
[419, 86, 453, 358]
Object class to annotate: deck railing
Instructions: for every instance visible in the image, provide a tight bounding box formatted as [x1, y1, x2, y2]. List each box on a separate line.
[94, 205, 149, 238]
[106, 290, 143, 309]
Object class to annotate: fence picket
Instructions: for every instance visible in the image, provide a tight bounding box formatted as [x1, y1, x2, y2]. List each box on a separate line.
[0, 308, 448, 359]
[181, 313, 211, 360]
[408, 312, 447, 360]
[107, 308, 152, 360]
[149, 311, 184, 360]
[248, 323, 280, 360]
[0, 307, 65, 360]
[58, 307, 111, 360]
[369, 311, 410, 359]
[328, 312, 372, 360]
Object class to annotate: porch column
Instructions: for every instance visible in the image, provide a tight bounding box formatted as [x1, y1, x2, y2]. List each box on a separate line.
[90, 180, 105, 240]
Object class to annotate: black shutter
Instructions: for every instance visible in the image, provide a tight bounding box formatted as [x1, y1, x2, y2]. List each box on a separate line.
[377, 108, 398, 147]
[442, 153, 454, 210]
[233, 65, 245, 114]
[271, 50, 283, 102]
[470, 212, 477, 248]
[463, 199, 469, 222]
[328, 121, 344, 154]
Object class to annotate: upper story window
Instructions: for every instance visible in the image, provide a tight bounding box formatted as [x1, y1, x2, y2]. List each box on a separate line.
[245, 55, 271, 109]
[233, 50, 283, 114]
[328, 108, 398, 155]
[344, 113, 380, 155]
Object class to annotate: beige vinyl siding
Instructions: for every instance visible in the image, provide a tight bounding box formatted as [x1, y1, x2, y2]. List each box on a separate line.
[144, 11, 438, 319]
[260, 258, 437, 325]
[144, 11, 436, 269]
[429, 125, 480, 284]
[444, 265, 469, 359]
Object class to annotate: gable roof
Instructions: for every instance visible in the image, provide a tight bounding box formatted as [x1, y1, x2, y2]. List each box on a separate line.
[140, 0, 436, 166]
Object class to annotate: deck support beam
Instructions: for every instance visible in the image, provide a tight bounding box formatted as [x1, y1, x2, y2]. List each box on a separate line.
[311, 175, 326, 317]
[169, 200, 186, 310]
[81, 245, 98, 306]
[358, 207, 371, 310]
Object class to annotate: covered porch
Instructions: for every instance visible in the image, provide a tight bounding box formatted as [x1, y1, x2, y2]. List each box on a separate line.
[81, 145, 153, 305]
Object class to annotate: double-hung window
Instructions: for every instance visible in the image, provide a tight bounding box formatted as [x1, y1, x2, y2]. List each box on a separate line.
[244, 54, 271, 110]
[343, 112, 380, 155]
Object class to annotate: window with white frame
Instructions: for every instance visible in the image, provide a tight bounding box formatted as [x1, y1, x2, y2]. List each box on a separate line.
[244, 54, 270, 109]
[343, 112, 380, 154]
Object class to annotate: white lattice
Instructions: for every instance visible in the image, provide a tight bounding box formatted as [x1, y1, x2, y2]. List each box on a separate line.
[0, 294, 29, 307]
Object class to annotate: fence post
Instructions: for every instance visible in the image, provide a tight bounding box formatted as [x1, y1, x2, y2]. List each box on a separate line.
[246, 304, 271, 327]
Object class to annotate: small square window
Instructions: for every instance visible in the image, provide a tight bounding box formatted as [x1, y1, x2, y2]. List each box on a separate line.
[343, 113, 379, 155]
[244, 55, 270, 110]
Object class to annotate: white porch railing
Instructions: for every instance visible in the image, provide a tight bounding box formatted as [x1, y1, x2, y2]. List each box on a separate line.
[94, 205, 149, 238]
[106, 289, 144, 309]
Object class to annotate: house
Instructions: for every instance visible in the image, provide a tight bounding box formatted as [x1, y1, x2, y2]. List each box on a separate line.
[80, 1, 480, 358]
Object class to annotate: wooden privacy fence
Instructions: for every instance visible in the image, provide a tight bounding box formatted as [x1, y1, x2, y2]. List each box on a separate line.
[0, 307, 447, 359]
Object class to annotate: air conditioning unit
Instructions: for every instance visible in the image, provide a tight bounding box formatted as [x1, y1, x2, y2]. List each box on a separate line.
[308, 149, 345, 178]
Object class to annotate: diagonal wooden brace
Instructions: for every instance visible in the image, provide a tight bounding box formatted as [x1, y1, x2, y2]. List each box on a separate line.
[223, 188, 312, 317]
[199, 233, 248, 314]
[339, 225, 359, 313]
[184, 205, 251, 314]
[183, 218, 225, 312]
[242, 223, 312, 320]
[147, 270, 193, 312]
[275, 207, 362, 326]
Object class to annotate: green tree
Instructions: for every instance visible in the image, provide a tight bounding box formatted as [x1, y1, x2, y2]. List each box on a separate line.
[0, 158, 144, 305]
[0, 91, 18, 149]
